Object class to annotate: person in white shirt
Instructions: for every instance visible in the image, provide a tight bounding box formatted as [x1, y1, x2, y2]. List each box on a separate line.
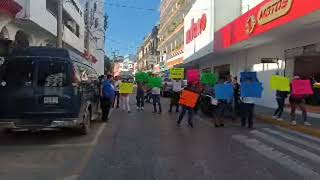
[152, 86, 162, 114]
[113, 76, 121, 108]
[169, 79, 182, 113]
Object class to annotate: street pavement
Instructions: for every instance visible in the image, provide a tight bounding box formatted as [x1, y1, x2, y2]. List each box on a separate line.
[0, 98, 320, 180]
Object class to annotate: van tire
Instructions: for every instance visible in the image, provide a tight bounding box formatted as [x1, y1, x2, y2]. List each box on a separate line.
[79, 108, 91, 135]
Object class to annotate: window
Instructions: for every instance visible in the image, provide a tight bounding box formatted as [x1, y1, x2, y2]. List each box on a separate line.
[85, 2, 89, 11]
[94, 2, 97, 11]
[0, 58, 34, 87]
[38, 60, 68, 87]
[95, 18, 99, 28]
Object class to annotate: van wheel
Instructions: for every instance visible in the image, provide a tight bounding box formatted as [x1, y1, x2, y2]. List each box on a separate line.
[79, 108, 91, 135]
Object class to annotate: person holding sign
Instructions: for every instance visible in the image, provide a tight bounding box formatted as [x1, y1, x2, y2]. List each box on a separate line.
[289, 76, 312, 126]
[136, 82, 145, 111]
[169, 79, 182, 113]
[273, 90, 289, 121]
[119, 79, 133, 113]
[177, 82, 200, 128]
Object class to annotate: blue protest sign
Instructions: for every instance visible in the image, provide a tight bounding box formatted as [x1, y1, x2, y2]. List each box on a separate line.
[241, 82, 263, 98]
[240, 72, 259, 83]
[215, 83, 234, 101]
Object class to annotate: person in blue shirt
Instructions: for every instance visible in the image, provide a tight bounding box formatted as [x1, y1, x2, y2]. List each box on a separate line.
[100, 74, 115, 122]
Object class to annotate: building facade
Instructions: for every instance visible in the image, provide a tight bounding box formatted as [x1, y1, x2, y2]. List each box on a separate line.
[137, 26, 159, 72]
[183, 0, 320, 116]
[81, 0, 106, 75]
[158, 0, 196, 69]
[0, 0, 85, 52]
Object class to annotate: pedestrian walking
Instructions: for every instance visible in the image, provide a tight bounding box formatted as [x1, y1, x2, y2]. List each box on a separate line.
[240, 78, 255, 129]
[177, 82, 199, 128]
[136, 82, 145, 111]
[152, 86, 162, 114]
[169, 79, 182, 113]
[113, 76, 121, 108]
[289, 76, 311, 126]
[100, 74, 115, 122]
[120, 79, 131, 113]
[273, 90, 289, 121]
[233, 76, 241, 116]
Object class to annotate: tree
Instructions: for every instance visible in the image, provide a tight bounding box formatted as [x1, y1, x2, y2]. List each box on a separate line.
[104, 56, 112, 74]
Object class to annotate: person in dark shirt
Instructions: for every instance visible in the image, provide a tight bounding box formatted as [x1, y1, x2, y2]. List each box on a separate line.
[136, 82, 145, 111]
[273, 90, 289, 121]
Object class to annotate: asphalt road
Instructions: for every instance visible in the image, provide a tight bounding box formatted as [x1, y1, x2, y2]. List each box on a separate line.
[0, 98, 320, 180]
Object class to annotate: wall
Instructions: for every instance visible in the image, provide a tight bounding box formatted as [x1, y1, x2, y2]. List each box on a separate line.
[214, 0, 241, 31]
[200, 28, 320, 108]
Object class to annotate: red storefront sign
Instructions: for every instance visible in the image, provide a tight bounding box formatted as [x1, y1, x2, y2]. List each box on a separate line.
[0, 0, 22, 17]
[214, 0, 320, 51]
[186, 13, 207, 44]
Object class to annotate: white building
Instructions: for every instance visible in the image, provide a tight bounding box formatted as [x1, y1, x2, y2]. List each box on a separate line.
[184, 0, 320, 117]
[0, 0, 85, 52]
[120, 54, 136, 76]
[81, 0, 106, 75]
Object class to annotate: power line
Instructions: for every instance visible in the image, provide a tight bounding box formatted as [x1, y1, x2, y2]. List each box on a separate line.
[106, 3, 158, 12]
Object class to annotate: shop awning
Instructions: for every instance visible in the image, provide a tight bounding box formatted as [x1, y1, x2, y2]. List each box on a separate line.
[0, 0, 22, 17]
[166, 57, 183, 68]
[214, 0, 320, 52]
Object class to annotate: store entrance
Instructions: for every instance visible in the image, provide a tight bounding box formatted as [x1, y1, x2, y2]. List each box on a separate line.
[294, 56, 320, 110]
[214, 64, 231, 81]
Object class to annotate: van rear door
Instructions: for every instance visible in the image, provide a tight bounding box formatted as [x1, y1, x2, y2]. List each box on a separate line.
[0, 57, 36, 118]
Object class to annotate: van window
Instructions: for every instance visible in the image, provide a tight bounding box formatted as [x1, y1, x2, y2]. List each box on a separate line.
[75, 63, 89, 81]
[0, 58, 34, 87]
[38, 60, 68, 87]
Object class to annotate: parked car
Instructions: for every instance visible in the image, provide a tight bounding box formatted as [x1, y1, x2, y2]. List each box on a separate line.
[0, 47, 100, 134]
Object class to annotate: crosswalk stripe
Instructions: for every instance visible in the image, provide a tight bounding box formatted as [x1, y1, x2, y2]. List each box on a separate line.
[232, 134, 320, 179]
[251, 130, 320, 164]
[275, 126, 320, 144]
[262, 128, 320, 152]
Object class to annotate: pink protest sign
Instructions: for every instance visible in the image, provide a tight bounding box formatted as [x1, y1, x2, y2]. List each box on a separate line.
[292, 80, 314, 96]
[187, 69, 200, 83]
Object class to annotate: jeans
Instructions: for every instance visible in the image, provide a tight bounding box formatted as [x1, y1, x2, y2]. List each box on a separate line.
[290, 101, 307, 122]
[178, 106, 194, 127]
[152, 94, 162, 112]
[274, 98, 285, 118]
[169, 91, 180, 112]
[113, 91, 120, 108]
[241, 103, 255, 128]
[101, 97, 113, 121]
[136, 93, 145, 108]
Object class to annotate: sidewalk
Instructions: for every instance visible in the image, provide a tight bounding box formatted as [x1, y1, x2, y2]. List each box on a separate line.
[255, 105, 320, 138]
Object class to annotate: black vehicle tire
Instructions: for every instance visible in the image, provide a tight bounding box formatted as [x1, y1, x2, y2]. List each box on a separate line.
[79, 108, 91, 135]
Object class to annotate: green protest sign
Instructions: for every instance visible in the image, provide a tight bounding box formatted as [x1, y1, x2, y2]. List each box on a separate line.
[135, 72, 149, 83]
[201, 73, 218, 86]
[148, 77, 163, 88]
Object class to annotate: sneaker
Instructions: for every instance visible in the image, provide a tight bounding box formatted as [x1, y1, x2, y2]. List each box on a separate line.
[277, 118, 283, 121]
[272, 116, 277, 119]
[304, 121, 312, 126]
[291, 121, 297, 125]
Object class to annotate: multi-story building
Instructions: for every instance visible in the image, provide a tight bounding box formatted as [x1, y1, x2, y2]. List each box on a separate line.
[120, 54, 136, 76]
[137, 26, 159, 72]
[81, 0, 106, 75]
[158, 0, 195, 70]
[0, 0, 85, 52]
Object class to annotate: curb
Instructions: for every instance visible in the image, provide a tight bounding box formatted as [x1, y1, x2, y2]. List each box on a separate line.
[256, 114, 320, 139]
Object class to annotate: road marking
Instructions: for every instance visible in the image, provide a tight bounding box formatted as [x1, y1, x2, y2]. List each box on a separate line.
[91, 122, 106, 146]
[262, 128, 320, 152]
[276, 126, 320, 144]
[251, 130, 320, 164]
[232, 134, 320, 179]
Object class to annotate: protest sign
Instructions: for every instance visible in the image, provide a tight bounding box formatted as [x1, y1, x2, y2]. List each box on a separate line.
[119, 83, 134, 94]
[292, 80, 314, 96]
[135, 72, 149, 83]
[270, 75, 290, 92]
[179, 90, 199, 108]
[241, 82, 263, 98]
[170, 68, 184, 79]
[215, 83, 234, 101]
[187, 69, 200, 83]
[201, 73, 218, 86]
[147, 77, 163, 88]
[240, 72, 259, 83]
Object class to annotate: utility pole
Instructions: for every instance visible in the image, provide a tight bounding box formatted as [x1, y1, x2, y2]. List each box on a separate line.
[57, 0, 63, 48]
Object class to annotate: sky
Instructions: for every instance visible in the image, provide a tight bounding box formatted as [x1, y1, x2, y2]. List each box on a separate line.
[105, 0, 160, 57]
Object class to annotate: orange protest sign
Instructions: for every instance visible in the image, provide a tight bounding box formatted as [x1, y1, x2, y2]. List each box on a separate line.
[179, 90, 199, 108]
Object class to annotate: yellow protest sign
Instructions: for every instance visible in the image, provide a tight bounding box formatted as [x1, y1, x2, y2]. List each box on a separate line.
[170, 68, 184, 79]
[270, 75, 290, 92]
[119, 83, 134, 94]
